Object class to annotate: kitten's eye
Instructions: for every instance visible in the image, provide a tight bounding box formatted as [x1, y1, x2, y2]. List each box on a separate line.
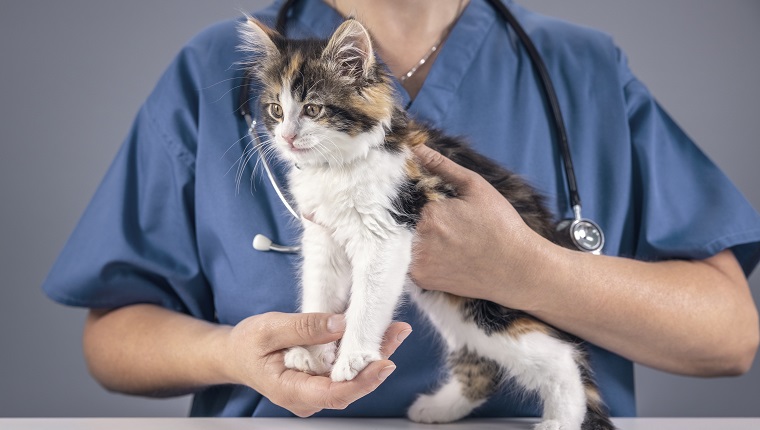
[303, 104, 322, 118]
[268, 103, 283, 120]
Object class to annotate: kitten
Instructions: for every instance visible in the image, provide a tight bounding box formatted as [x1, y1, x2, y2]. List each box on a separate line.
[239, 16, 615, 430]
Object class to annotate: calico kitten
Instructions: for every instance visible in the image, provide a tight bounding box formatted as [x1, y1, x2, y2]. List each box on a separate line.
[239, 16, 615, 430]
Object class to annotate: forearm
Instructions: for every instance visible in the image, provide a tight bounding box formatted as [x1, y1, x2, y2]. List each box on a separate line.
[500, 243, 759, 376]
[83, 304, 232, 397]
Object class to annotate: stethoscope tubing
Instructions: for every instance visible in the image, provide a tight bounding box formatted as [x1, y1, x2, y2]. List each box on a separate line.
[244, 113, 300, 221]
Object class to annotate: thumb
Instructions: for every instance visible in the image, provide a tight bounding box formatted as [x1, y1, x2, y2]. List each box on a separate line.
[412, 144, 477, 190]
[257, 312, 346, 352]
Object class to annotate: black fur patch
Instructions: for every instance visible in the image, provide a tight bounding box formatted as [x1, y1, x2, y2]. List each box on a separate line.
[461, 299, 530, 336]
[390, 178, 427, 228]
[381, 109, 410, 154]
[324, 104, 377, 134]
[582, 408, 616, 430]
[290, 59, 308, 102]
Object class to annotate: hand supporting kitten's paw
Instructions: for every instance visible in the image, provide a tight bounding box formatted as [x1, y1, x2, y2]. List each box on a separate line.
[283, 343, 337, 375]
[330, 350, 382, 382]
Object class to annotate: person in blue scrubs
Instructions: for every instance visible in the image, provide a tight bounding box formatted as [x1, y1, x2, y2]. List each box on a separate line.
[43, 0, 760, 419]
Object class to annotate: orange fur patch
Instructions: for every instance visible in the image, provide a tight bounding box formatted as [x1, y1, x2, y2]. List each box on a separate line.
[359, 85, 394, 120]
[285, 51, 303, 82]
[504, 317, 552, 338]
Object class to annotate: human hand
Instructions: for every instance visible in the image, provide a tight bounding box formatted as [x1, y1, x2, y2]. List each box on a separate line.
[410, 144, 550, 309]
[221, 312, 411, 417]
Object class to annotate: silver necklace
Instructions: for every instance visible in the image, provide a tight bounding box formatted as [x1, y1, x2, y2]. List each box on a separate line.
[399, 37, 444, 83]
[399, 0, 465, 83]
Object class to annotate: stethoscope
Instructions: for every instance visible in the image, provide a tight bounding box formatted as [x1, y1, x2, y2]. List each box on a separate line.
[240, 0, 605, 255]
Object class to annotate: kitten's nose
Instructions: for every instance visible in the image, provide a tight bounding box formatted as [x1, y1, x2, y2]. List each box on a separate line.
[280, 132, 297, 146]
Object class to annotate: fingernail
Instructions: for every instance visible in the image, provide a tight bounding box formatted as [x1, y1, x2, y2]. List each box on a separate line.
[378, 365, 396, 381]
[327, 314, 346, 333]
[396, 329, 412, 343]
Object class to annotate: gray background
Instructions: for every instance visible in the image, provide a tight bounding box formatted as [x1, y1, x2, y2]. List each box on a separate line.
[1, 0, 758, 418]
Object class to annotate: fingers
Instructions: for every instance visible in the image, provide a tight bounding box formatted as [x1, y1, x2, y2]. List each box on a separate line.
[256, 312, 346, 352]
[280, 358, 398, 416]
[380, 321, 413, 359]
[256, 316, 411, 416]
[412, 144, 479, 190]
[321, 359, 397, 410]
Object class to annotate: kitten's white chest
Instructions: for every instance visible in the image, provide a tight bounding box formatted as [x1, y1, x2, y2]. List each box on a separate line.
[289, 149, 408, 243]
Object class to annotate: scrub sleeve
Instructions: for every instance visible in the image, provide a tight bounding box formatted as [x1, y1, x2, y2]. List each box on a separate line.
[624, 76, 760, 272]
[42, 47, 214, 321]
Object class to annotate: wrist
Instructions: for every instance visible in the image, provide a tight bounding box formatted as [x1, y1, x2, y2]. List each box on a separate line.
[491, 229, 567, 312]
[202, 323, 238, 386]
[522, 240, 572, 313]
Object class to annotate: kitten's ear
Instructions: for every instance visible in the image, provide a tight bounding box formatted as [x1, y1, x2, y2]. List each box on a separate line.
[239, 16, 280, 58]
[322, 19, 375, 82]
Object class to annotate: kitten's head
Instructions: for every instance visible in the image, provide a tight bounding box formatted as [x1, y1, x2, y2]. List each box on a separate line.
[239, 17, 395, 167]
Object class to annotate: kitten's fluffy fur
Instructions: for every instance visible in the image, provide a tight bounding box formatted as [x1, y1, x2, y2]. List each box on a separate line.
[240, 17, 615, 430]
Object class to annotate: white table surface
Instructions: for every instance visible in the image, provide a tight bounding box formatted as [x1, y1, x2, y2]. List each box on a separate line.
[1, 418, 758, 430]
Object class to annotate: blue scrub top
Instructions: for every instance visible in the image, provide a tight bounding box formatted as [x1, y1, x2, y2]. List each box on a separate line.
[43, 0, 760, 418]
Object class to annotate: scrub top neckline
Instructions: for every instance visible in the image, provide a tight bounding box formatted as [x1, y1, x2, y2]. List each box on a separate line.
[405, 0, 498, 125]
[290, 0, 502, 126]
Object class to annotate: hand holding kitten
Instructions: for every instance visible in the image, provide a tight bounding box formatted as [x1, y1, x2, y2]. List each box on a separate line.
[410, 144, 552, 311]
[222, 312, 409, 416]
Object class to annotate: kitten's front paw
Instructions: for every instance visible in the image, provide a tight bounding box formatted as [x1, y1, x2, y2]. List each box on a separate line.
[330, 350, 381, 382]
[283, 343, 336, 375]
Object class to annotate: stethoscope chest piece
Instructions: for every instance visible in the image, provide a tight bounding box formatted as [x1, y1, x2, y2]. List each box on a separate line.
[555, 205, 605, 255]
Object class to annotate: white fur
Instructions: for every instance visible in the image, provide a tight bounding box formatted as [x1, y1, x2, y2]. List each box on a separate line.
[274, 91, 412, 381]
[291, 148, 413, 381]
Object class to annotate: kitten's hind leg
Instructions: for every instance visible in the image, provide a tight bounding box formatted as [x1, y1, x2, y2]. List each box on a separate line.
[505, 331, 588, 430]
[284, 223, 351, 375]
[408, 347, 503, 424]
